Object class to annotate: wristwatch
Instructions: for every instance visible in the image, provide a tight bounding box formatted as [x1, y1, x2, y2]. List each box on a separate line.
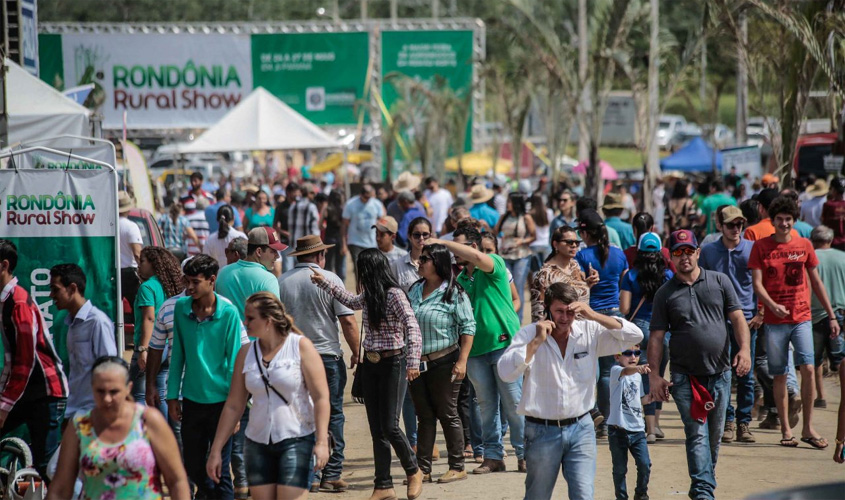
[135, 345, 148, 353]
[836, 437, 845, 445]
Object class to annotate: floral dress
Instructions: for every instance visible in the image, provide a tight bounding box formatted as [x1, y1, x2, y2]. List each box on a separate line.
[74, 403, 163, 500]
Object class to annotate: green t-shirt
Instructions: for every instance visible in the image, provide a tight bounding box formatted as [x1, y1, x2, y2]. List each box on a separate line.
[607, 225, 622, 248]
[457, 254, 520, 357]
[811, 248, 845, 323]
[701, 193, 737, 234]
[167, 294, 244, 404]
[215, 259, 281, 322]
[134, 276, 166, 347]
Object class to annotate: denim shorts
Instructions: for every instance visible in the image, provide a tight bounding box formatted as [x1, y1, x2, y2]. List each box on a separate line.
[245, 433, 316, 488]
[766, 322, 814, 375]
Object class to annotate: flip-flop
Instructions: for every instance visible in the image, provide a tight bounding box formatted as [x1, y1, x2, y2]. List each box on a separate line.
[800, 437, 828, 449]
[463, 448, 474, 458]
[779, 437, 799, 447]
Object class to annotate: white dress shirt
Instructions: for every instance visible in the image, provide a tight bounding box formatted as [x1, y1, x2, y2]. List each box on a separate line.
[498, 318, 643, 420]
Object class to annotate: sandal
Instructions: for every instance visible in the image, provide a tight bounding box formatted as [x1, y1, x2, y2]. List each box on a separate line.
[463, 447, 474, 458]
[779, 437, 799, 447]
[800, 436, 828, 449]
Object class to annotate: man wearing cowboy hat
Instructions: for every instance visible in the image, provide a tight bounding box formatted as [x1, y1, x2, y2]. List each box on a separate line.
[801, 178, 828, 227]
[468, 185, 500, 231]
[602, 193, 636, 250]
[387, 172, 431, 225]
[118, 191, 144, 308]
[278, 235, 360, 493]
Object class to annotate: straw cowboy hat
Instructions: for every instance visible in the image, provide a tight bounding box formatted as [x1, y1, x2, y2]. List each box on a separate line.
[118, 191, 134, 214]
[603, 192, 625, 210]
[806, 178, 829, 198]
[287, 234, 335, 257]
[392, 171, 421, 192]
[468, 184, 494, 204]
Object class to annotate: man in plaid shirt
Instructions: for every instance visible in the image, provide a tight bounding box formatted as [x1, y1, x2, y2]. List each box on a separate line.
[0, 240, 69, 479]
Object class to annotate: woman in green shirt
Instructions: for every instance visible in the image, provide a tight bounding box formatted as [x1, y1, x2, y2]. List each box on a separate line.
[408, 243, 475, 484]
[245, 190, 275, 230]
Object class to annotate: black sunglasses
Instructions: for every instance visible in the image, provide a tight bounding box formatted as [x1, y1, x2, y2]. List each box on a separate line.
[724, 221, 744, 230]
[412, 232, 431, 240]
[620, 349, 642, 357]
[419, 255, 433, 264]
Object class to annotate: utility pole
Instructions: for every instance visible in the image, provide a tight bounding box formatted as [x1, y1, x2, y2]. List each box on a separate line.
[736, 11, 748, 145]
[390, 0, 398, 24]
[577, 0, 590, 162]
[645, 0, 660, 213]
[360, 0, 368, 20]
[432, 0, 439, 19]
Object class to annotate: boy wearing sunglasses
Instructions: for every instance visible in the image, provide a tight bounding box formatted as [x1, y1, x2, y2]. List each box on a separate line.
[608, 345, 653, 500]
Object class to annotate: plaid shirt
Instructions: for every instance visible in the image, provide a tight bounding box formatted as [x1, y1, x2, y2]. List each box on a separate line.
[318, 280, 422, 370]
[158, 214, 191, 252]
[287, 198, 320, 243]
[0, 278, 68, 412]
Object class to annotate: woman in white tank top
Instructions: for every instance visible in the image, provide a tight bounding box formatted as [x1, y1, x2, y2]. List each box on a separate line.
[206, 292, 331, 500]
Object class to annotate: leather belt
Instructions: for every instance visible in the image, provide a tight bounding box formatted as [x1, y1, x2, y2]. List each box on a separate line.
[365, 348, 403, 364]
[525, 412, 589, 428]
[420, 344, 459, 363]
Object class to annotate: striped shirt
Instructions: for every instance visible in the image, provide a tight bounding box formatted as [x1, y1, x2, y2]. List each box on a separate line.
[317, 280, 422, 370]
[0, 278, 68, 412]
[150, 293, 240, 361]
[158, 215, 191, 252]
[408, 280, 475, 355]
[185, 211, 210, 256]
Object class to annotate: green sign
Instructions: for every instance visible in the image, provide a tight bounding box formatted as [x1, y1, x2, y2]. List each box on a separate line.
[381, 30, 474, 172]
[252, 32, 370, 125]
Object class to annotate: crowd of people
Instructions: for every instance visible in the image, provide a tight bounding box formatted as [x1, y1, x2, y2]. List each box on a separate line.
[0, 164, 843, 500]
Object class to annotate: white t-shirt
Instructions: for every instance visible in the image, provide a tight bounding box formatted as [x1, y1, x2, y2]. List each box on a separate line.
[425, 188, 454, 234]
[203, 228, 247, 269]
[119, 217, 143, 268]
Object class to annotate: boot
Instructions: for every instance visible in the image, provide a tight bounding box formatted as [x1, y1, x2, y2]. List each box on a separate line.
[472, 458, 506, 474]
[758, 412, 780, 429]
[407, 469, 423, 500]
[722, 421, 735, 443]
[736, 422, 756, 443]
[320, 477, 349, 492]
[369, 488, 398, 500]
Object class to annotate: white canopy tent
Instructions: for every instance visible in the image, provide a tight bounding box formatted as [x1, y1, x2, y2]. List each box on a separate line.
[5, 59, 91, 147]
[178, 87, 341, 153]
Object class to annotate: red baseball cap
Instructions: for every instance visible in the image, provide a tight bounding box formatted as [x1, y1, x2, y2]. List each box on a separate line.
[248, 227, 288, 252]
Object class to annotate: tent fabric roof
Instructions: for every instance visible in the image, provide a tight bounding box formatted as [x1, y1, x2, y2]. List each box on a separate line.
[660, 137, 722, 172]
[180, 87, 340, 153]
[6, 59, 91, 147]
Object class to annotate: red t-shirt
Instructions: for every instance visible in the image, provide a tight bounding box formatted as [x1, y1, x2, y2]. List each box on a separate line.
[748, 236, 819, 324]
[821, 200, 845, 247]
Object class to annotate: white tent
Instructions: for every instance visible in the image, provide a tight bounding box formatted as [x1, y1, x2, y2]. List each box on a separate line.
[6, 59, 91, 147]
[179, 87, 340, 153]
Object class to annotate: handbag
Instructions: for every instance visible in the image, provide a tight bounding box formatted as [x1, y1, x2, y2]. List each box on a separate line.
[350, 322, 365, 404]
[252, 342, 336, 450]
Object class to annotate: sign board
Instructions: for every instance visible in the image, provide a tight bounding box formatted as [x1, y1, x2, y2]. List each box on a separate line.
[381, 30, 474, 173]
[823, 155, 844, 173]
[40, 33, 252, 129]
[721, 145, 762, 179]
[251, 33, 370, 125]
[0, 168, 119, 371]
[20, 0, 39, 76]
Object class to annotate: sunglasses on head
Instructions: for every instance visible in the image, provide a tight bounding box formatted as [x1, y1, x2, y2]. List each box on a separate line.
[411, 232, 431, 240]
[620, 349, 641, 357]
[671, 247, 696, 257]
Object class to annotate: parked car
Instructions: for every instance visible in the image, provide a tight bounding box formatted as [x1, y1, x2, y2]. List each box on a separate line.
[670, 123, 703, 150]
[747, 117, 780, 148]
[792, 132, 842, 181]
[702, 123, 735, 149]
[657, 115, 688, 150]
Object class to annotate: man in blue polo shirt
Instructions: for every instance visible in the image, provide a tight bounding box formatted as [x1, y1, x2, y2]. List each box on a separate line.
[700, 206, 760, 444]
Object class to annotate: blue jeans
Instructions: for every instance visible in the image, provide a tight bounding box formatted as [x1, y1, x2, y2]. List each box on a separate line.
[402, 391, 417, 447]
[726, 324, 757, 424]
[523, 415, 596, 500]
[466, 347, 524, 460]
[467, 382, 484, 456]
[670, 370, 731, 500]
[129, 351, 168, 418]
[596, 309, 623, 429]
[504, 256, 531, 322]
[633, 318, 659, 416]
[231, 407, 250, 489]
[608, 427, 651, 500]
[320, 354, 347, 481]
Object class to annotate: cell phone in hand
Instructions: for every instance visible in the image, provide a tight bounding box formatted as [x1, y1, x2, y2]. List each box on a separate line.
[419, 361, 428, 373]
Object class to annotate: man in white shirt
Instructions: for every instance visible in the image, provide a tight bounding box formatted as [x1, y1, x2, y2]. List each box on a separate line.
[498, 282, 643, 500]
[424, 177, 453, 235]
[118, 192, 143, 309]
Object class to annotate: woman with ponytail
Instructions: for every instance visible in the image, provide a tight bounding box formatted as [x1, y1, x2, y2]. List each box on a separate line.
[620, 233, 673, 442]
[575, 208, 630, 438]
[204, 205, 248, 268]
[529, 226, 594, 322]
[624, 212, 675, 272]
[207, 292, 331, 500]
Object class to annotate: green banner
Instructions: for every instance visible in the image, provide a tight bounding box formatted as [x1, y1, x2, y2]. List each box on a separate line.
[381, 30, 474, 173]
[37, 34, 64, 90]
[252, 32, 370, 126]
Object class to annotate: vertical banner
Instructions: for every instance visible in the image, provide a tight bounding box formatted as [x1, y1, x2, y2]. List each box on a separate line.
[0, 169, 118, 371]
[251, 32, 370, 126]
[20, 0, 39, 76]
[381, 30, 474, 173]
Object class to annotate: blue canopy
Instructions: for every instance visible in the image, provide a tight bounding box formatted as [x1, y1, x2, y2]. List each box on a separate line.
[660, 137, 722, 172]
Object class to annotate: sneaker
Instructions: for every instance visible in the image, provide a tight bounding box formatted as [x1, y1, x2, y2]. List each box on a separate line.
[654, 426, 665, 439]
[590, 408, 605, 429]
[736, 422, 756, 443]
[787, 395, 802, 429]
[814, 398, 827, 409]
[320, 478, 349, 492]
[473, 458, 507, 474]
[758, 412, 780, 429]
[310, 481, 320, 493]
[633, 494, 650, 500]
[722, 421, 735, 443]
[437, 469, 467, 483]
[518, 458, 527, 473]
[646, 433, 657, 444]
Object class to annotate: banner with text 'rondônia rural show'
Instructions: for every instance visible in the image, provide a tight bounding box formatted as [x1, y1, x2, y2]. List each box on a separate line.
[0, 168, 119, 371]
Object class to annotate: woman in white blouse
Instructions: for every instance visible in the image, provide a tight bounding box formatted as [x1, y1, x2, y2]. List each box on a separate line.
[206, 292, 330, 500]
[203, 205, 247, 269]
